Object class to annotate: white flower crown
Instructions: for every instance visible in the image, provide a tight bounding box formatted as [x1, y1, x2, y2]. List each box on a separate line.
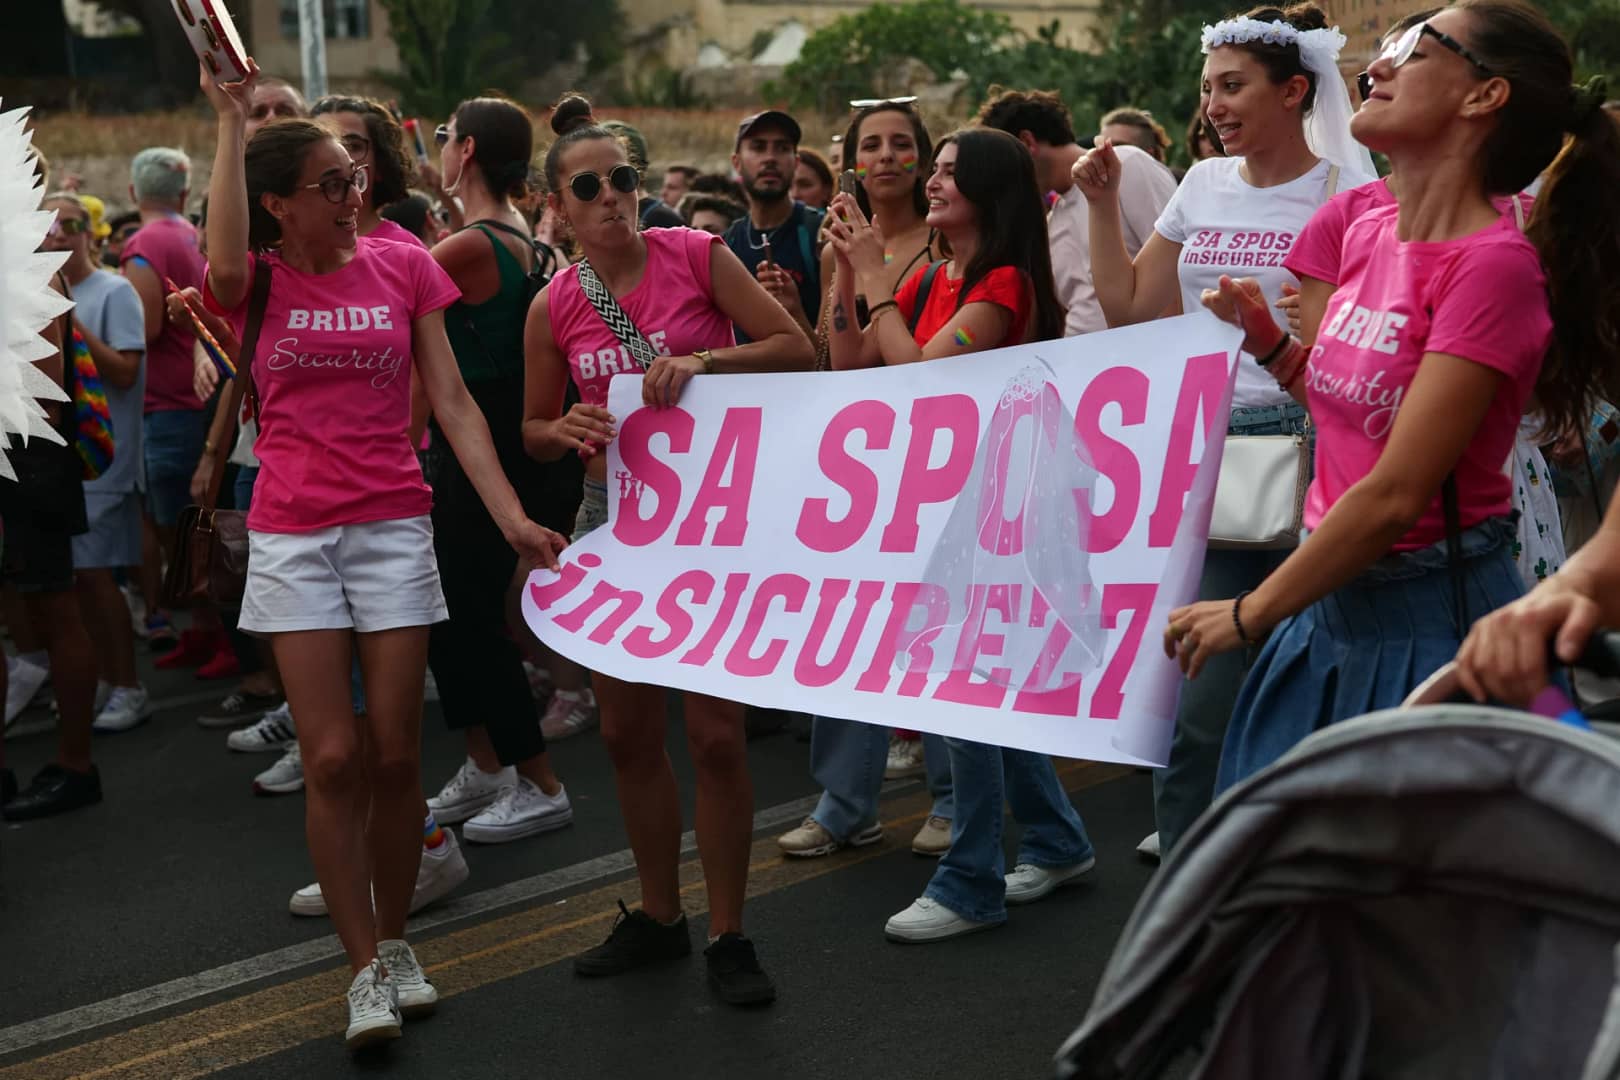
[1200, 17, 1347, 58]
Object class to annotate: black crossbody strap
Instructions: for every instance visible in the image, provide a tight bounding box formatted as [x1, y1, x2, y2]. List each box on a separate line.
[201, 257, 269, 511]
[907, 260, 947, 336]
[576, 258, 658, 371]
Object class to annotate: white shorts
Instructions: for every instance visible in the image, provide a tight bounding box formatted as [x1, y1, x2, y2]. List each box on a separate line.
[240, 516, 448, 636]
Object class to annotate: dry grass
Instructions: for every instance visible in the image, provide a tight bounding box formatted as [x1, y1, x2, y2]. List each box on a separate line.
[27, 103, 844, 214]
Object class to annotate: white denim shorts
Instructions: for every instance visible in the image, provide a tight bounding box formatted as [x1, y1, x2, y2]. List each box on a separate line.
[240, 515, 448, 636]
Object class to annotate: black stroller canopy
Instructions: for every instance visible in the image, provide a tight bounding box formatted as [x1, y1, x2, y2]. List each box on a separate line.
[1055, 707, 1620, 1080]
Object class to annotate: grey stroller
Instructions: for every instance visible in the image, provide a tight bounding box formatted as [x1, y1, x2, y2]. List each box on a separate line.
[1054, 647, 1620, 1080]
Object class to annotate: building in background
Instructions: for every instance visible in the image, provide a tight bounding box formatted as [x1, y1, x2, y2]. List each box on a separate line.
[243, 0, 400, 86]
[1338, 0, 1439, 66]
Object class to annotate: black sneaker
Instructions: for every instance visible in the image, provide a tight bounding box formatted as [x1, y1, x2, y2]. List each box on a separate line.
[197, 690, 283, 729]
[2, 763, 103, 821]
[574, 900, 692, 977]
[704, 933, 776, 1006]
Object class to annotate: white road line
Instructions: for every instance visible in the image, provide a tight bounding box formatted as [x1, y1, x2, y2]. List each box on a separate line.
[0, 784, 912, 1059]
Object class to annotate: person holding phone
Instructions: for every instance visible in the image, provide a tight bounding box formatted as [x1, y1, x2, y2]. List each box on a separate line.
[721, 109, 824, 341]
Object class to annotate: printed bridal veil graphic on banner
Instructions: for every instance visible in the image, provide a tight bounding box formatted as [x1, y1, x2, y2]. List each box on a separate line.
[523, 313, 1242, 767]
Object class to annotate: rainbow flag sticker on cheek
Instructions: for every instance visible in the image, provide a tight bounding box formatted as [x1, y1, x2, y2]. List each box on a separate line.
[854, 164, 869, 180]
[900, 157, 918, 173]
[954, 327, 975, 347]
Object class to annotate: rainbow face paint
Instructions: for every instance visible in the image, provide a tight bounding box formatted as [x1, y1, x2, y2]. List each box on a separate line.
[954, 327, 975, 347]
[854, 164, 869, 180]
[900, 157, 919, 174]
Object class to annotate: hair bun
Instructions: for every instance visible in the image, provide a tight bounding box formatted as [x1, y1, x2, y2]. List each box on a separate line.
[551, 94, 596, 137]
[1282, 2, 1328, 32]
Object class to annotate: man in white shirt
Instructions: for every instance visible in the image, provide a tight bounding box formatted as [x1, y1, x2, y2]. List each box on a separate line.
[976, 90, 1179, 335]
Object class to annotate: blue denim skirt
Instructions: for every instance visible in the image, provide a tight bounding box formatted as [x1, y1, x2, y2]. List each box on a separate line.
[1215, 515, 1523, 793]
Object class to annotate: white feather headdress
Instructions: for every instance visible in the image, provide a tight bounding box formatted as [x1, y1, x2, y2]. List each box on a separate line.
[0, 100, 75, 481]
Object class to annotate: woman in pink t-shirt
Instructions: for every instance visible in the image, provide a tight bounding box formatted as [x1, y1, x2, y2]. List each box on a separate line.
[200, 64, 566, 1049]
[1169, 1, 1620, 791]
[521, 95, 812, 1006]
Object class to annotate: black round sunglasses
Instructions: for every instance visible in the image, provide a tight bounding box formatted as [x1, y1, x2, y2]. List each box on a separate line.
[566, 164, 640, 202]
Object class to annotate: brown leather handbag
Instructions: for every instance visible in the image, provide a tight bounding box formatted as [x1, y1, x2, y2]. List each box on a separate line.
[161, 259, 270, 608]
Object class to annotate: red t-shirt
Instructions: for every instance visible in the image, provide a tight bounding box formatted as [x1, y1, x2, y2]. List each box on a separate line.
[122, 216, 205, 414]
[894, 264, 1032, 350]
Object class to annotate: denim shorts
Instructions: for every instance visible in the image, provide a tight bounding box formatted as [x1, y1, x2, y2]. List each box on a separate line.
[573, 477, 608, 540]
[143, 409, 208, 527]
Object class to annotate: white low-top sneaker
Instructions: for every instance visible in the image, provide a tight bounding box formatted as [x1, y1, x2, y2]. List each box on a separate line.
[345, 958, 401, 1049]
[428, 758, 515, 824]
[289, 830, 469, 917]
[884, 897, 997, 943]
[226, 702, 296, 753]
[539, 689, 597, 740]
[1136, 832, 1162, 862]
[378, 939, 437, 1018]
[253, 743, 304, 795]
[462, 778, 572, 843]
[91, 685, 153, 734]
[4, 657, 50, 728]
[1003, 856, 1097, 905]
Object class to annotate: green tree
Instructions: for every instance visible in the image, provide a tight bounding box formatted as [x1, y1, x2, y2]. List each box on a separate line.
[376, 0, 622, 118]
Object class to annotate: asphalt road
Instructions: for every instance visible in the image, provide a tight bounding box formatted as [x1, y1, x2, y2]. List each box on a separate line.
[0, 638, 1158, 1080]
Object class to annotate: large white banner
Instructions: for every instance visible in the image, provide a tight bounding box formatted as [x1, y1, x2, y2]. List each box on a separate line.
[523, 313, 1242, 766]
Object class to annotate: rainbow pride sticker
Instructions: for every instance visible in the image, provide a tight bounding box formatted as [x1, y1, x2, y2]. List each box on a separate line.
[854, 164, 869, 180]
[900, 157, 919, 173]
[954, 327, 975, 347]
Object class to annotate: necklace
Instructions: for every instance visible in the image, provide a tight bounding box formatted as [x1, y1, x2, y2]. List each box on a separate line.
[745, 211, 794, 252]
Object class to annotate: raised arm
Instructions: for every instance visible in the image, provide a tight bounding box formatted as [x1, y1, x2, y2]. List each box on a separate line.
[200, 62, 260, 310]
[1074, 140, 1183, 327]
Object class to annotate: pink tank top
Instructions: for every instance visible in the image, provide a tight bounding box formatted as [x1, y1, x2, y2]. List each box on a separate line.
[548, 227, 737, 406]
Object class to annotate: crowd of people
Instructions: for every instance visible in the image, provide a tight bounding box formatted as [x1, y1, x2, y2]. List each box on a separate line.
[2, 0, 1618, 1053]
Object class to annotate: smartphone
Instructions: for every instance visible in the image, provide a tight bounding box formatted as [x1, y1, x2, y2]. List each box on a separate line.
[839, 168, 858, 198]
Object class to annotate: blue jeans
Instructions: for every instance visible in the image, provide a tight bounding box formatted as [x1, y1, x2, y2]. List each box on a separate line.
[922, 740, 1093, 923]
[1152, 402, 1311, 856]
[142, 409, 208, 527]
[810, 719, 953, 837]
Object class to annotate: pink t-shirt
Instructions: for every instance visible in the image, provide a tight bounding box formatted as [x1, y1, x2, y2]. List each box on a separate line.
[205, 236, 460, 533]
[1302, 204, 1551, 549]
[368, 217, 428, 249]
[1287, 179, 1535, 286]
[122, 215, 205, 414]
[547, 228, 735, 407]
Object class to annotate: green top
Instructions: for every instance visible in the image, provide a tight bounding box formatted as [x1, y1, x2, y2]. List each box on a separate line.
[444, 223, 530, 384]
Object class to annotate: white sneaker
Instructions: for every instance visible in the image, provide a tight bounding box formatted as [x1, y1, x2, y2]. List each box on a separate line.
[1136, 831, 1162, 862]
[428, 757, 514, 824]
[884, 734, 926, 780]
[539, 689, 597, 740]
[884, 897, 996, 943]
[4, 657, 50, 728]
[288, 829, 470, 917]
[1004, 856, 1097, 905]
[226, 702, 296, 752]
[91, 685, 153, 734]
[378, 939, 437, 1017]
[463, 778, 573, 843]
[345, 958, 401, 1049]
[254, 743, 305, 795]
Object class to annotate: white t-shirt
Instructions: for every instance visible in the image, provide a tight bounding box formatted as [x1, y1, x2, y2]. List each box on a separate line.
[1155, 155, 1375, 409]
[1049, 145, 1178, 336]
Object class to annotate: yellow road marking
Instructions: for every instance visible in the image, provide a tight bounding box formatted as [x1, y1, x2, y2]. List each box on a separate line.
[2, 761, 1125, 1080]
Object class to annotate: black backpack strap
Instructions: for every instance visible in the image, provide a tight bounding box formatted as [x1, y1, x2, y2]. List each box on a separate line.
[907, 260, 947, 337]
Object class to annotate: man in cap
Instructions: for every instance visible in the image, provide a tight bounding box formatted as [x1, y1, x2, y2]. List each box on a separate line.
[722, 110, 823, 342]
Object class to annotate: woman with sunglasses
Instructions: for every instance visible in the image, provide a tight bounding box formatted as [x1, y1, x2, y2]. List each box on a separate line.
[826, 128, 1089, 943]
[200, 63, 566, 1049]
[418, 95, 582, 843]
[1073, 2, 1376, 859]
[1174, 0, 1620, 789]
[775, 99, 956, 864]
[522, 93, 813, 1006]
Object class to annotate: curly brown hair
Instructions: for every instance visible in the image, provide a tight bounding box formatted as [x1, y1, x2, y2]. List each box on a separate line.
[309, 95, 413, 208]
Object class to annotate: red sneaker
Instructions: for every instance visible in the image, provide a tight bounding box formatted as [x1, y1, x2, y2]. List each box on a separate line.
[155, 629, 214, 670]
[196, 643, 241, 681]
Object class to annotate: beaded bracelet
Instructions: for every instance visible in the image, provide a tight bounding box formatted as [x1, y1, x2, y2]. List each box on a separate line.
[1269, 338, 1308, 390]
[1233, 590, 1257, 647]
[1254, 334, 1291, 368]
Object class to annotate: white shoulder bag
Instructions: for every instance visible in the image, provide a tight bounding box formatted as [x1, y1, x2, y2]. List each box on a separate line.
[1207, 164, 1339, 551]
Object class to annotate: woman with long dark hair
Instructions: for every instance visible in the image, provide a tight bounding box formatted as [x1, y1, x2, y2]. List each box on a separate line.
[1176, 0, 1620, 787]
[522, 94, 813, 1005]
[201, 64, 565, 1048]
[774, 101, 953, 863]
[827, 128, 1088, 943]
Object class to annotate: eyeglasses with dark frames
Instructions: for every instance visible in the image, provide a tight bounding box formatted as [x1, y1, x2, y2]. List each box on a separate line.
[302, 164, 370, 204]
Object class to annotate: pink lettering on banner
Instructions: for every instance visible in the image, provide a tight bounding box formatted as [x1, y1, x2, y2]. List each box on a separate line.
[974, 382, 1064, 557]
[553, 579, 645, 645]
[796, 401, 896, 553]
[1073, 367, 1149, 554]
[675, 407, 761, 547]
[793, 579, 887, 686]
[614, 408, 694, 546]
[724, 573, 811, 677]
[935, 584, 1018, 708]
[623, 570, 715, 659]
[1147, 352, 1230, 548]
[879, 395, 979, 554]
[854, 582, 949, 694]
[528, 553, 601, 610]
[1089, 583, 1156, 719]
[679, 571, 751, 667]
[1012, 590, 1084, 716]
